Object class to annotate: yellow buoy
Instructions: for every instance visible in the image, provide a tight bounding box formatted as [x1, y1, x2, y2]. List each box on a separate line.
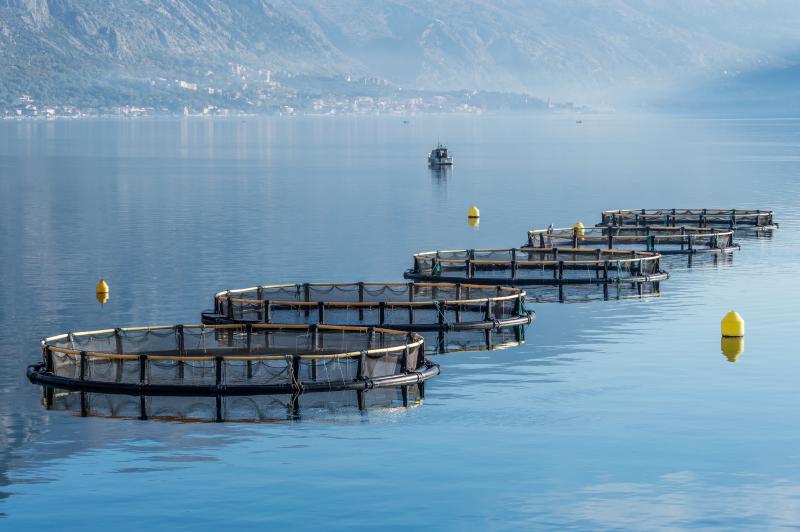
[96, 279, 109, 294]
[572, 221, 585, 237]
[721, 311, 744, 337]
[467, 205, 480, 219]
[96, 278, 109, 305]
[721, 336, 744, 362]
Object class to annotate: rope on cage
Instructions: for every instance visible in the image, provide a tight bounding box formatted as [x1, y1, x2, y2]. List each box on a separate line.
[387, 284, 408, 295]
[433, 300, 451, 328]
[357, 349, 374, 389]
[332, 285, 356, 294]
[337, 354, 352, 387]
[329, 327, 350, 385]
[315, 285, 339, 295]
[285, 354, 305, 393]
[320, 354, 333, 386]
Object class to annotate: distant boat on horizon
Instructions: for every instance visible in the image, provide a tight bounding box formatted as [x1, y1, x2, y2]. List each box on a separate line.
[428, 143, 453, 166]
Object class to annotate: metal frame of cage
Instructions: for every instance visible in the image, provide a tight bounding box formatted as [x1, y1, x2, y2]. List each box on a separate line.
[27, 324, 438, 396]
[404, 247, 669, 286]
[526, 226, 740, 255]
[598, 209, 777, 230]
[202, 282, 533, 331]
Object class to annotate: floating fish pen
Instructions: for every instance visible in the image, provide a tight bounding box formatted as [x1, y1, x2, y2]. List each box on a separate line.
[39, 384, 425, 423]
[526, 226, 739, 255]
[598, 209, 777, 231]
[27, 324, 438, 396]
[404, 248, 669, 286]
[202, 282, 533, 332]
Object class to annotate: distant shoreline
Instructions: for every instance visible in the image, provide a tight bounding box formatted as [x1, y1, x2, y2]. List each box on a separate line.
[0, 108, 591, 122]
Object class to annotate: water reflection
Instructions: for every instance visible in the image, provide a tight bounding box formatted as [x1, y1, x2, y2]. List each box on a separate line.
[430, 164, 451, 208]
[736, 229, 777, 242]
[524, 281, 663, 303]
[721, 336, 745, 362]
[423, 325, 526, 355]
[668, 250, 736, 269]
[41, 384, 425, 423]
[429, 164, 452, 182]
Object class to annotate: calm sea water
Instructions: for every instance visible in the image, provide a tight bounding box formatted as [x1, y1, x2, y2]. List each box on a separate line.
[1, 115, 799, 530]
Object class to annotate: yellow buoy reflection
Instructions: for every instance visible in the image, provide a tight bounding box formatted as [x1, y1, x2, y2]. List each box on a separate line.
[96, 290, 109, 305]
[721, 336, 744, 362]
[468, 217, 479, 229]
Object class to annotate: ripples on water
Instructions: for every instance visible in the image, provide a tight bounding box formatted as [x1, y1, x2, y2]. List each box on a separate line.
[1, 115, 799, 529]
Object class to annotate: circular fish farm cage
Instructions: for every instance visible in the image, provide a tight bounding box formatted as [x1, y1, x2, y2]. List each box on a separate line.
[598, 209, 777, 231]
[27, 324, 438, 396]
[526, 226, 739, 255]
[38, 383, 426, 423]
[404, 248, 669, 286]
[202, 282, 533, 332]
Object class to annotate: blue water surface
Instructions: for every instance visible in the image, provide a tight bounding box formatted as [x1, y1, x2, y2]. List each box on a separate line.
[0, 114, 798, 530]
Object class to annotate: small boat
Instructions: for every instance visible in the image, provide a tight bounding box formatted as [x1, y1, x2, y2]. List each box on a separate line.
[428, 143, 453, 166]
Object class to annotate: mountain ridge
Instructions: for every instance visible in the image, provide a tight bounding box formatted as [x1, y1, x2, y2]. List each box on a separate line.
[2, 1, 799, 113]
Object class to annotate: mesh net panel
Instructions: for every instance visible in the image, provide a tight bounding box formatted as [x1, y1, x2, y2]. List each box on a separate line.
[599, 209, 774, 228]
[527, 227, 736, 254]
[51, 351, 79, 380]
[42, 325, 427, 390]
[410, 248, 665, 283]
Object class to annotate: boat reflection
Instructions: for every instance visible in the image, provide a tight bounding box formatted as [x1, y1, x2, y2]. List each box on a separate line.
[429, 164, 452, 181]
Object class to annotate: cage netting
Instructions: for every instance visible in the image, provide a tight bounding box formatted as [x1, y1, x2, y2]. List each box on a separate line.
[205, 282, 532, 331]
[405, 248, 668, 286]
[526, 226, 738, 255]
[29, 324, 438, 395]
[598, 209, 776, 230]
